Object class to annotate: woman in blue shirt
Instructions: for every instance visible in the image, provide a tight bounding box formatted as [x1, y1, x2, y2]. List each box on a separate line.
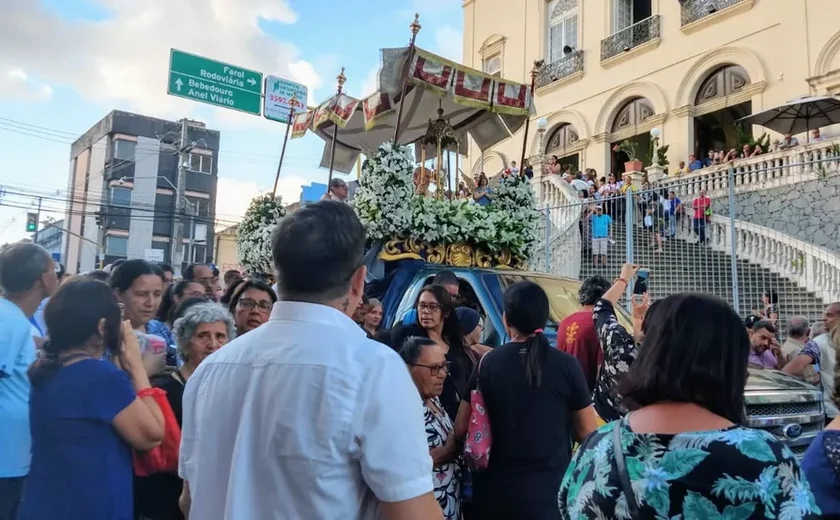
[801, 416, 840, 516]
[18, 280, 165, 520]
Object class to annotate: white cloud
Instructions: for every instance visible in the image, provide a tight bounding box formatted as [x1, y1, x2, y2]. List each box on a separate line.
[351, 66, 380, 100]
[0, 1, 318, 119]
[0, 66, 53, 101]
[434, 25, 463, 63]
[214, 174, 306, 229]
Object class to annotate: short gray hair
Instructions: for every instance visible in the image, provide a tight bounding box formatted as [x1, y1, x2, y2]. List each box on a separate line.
[0, 242, 51, 294]
[788, 316, 810, 338]
[172, 302, 236, 362]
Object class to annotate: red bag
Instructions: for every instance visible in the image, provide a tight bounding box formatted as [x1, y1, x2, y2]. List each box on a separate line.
[133, 387, 181, 476]
[463, 352, 492, 471]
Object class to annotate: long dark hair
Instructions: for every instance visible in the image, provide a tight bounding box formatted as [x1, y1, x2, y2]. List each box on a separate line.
[110, 259, 164, 293]
[29, 280, 121, 386]
[503, 281, 551, 387]
[416, 284, 471, 390]
[618, 293, 749, 424]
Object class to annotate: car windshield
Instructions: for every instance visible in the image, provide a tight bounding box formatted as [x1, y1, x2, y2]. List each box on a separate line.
[491, 273, 634, 334]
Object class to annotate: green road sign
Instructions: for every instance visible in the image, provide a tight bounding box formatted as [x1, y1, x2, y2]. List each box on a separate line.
[167, 49, 263, 116]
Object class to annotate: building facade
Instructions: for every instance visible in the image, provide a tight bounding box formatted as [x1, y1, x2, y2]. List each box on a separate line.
[65, 110, 220, 274]
[34, 219, 64, 263]
[463, 0, 840, 178]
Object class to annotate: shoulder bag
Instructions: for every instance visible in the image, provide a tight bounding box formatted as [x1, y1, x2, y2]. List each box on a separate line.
[464, 352, 492, 471]
[612, 419, 640, 517]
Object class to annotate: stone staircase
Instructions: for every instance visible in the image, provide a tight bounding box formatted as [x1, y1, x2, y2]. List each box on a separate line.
[578, 222, 828, 327]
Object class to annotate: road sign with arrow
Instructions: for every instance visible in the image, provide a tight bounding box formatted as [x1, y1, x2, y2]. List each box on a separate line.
[167, 49, 263, 116]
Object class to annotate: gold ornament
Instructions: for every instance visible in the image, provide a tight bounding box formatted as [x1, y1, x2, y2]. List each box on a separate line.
[447, 243, 474, 267]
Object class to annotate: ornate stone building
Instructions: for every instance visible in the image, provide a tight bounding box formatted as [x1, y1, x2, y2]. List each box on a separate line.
[462, 0, 840, 178]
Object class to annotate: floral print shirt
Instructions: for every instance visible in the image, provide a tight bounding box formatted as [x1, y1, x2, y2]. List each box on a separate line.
[559, 420, 821, 520]
[592, 298, 637, 422]
[424, 397, 461, 519]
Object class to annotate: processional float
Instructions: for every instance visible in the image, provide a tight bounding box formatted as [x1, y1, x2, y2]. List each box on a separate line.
[288, 14, 538, 196]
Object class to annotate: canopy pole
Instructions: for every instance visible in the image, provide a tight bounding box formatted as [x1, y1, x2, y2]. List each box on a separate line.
[519, 61, 542, 178]
[446, 150, 453, 200]
[327, 68, 347, 192]
[393, 14, 422, 144]
[273, 93, 297, 198]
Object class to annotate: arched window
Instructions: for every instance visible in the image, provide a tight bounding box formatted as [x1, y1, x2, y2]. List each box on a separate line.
[611, 97, 655, 133]
[547, 0, 578, 63]
[483, 55, 502, 76]
[695, 65, 750, 105]
[545, 123, 580, 152]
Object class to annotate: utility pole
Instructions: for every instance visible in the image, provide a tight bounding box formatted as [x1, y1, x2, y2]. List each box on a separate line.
[171, 118, 189, 277]
[33, 196, 43, 242]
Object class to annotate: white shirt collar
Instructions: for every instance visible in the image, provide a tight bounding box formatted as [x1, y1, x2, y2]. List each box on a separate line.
[269, 300, 364, 338]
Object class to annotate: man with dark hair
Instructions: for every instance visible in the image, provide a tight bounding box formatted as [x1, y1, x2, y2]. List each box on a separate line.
[557, 275, 611, 392]
[178, 201, 439, 519]
[0, 243, 58, 519]
[432, 270, 459, 299]
[183, 263, 214, 296]
[748, 320, 781, 369]
[223, 269, 242, 289]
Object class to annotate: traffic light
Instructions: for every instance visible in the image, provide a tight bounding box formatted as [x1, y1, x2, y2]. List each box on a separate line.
[25, 213, 38, 233]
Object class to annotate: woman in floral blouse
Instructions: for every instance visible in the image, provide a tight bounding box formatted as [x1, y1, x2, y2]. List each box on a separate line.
[592, 263, 651, 423]
[559, 292, 821, 519]
[400, 337, 461, 519]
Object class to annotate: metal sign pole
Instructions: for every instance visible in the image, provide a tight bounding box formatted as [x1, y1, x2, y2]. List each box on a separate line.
[272, 94, 297, 197]
[519, 61, 542, 178]
[326, 68, 347, 192]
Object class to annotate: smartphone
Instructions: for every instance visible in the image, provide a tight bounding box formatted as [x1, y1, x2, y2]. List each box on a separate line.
[633, 269, 650, 295]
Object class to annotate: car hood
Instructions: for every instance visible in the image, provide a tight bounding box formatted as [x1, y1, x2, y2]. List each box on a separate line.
[745, 367, 818, 393]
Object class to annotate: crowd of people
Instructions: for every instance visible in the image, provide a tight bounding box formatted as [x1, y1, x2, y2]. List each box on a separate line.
[1, 200, 839, 519]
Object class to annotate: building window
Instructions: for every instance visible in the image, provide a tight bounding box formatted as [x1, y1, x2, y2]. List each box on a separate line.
[112, 139, 136, 161]
[105, 236, 128, 257]
[483, 55, 502, 76]
[110, 186, 132, 207]
[547, 0, 578, 63]
[186, 196, 210, 218]
[612, 0, 652, 33]
[188, 153, 213, 174]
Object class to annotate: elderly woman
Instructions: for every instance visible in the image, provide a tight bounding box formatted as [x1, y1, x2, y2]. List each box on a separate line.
[400, 337, 461, 520]
[134, 302, 235, 520]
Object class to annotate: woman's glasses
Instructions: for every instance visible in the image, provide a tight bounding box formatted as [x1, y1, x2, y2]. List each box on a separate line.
[417, 302, 442, 312]
[238, 298, 273, 313]
[411, 362, 451, 376]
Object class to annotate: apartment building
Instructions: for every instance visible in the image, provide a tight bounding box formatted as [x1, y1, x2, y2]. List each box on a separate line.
[65, 110, 220, 274]
[463, 0, 840, 177]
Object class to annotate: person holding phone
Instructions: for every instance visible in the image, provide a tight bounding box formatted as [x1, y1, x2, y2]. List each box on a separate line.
[592, 263, 653, 423]
[18, 280, 165, 520]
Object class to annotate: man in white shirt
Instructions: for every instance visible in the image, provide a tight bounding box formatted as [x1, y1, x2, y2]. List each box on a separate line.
[179, 201, 440, 520]
[814, 302, 840, 421]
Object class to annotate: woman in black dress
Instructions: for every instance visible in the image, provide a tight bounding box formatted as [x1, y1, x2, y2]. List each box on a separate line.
[454, 281, 597, 519]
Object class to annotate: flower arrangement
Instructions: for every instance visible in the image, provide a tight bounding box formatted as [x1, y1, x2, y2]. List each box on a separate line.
[235, 194, 286, 275]
[354, 142, 540, 264]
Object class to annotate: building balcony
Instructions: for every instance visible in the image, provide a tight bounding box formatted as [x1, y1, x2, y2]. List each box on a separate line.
[601, 15, 660, 63]
[681, 0, 749, 26]
[536, 50, 584, 90]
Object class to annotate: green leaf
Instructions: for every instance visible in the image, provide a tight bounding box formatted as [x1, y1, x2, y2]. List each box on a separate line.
[646, 485, 671, 518]
[682, 491, 721, 520]
[712, 474, 761, 503]
[659, 448, 709, 480]
[736, 438, 777, 463]
[721, 503, 756, 520]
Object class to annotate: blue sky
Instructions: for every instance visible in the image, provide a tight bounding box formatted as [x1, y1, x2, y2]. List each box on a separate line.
[0, 0, 463, 244]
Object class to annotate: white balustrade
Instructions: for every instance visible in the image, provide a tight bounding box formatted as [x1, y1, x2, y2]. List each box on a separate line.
[674, 213, 840, 303]
[656, 137, 840, 198]
[531, 174, 584, 279]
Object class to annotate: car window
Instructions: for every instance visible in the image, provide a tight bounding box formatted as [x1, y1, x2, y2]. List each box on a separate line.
[491, 273, 634, 332]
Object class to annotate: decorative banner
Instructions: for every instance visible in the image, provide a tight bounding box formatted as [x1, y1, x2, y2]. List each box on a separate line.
[311, 101, 333, 129]
[362, 92, 395, 130]
[290, 111, 313, 139]
[410, 49, 454, 95]
[451, 69, 493, 110]
[327, 94, 361, 129]
[492, 81, 531, 116]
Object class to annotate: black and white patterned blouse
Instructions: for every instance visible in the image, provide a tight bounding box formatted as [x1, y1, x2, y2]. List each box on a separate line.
[424, 397, 461, 519]
[592, 298, 638, 422]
